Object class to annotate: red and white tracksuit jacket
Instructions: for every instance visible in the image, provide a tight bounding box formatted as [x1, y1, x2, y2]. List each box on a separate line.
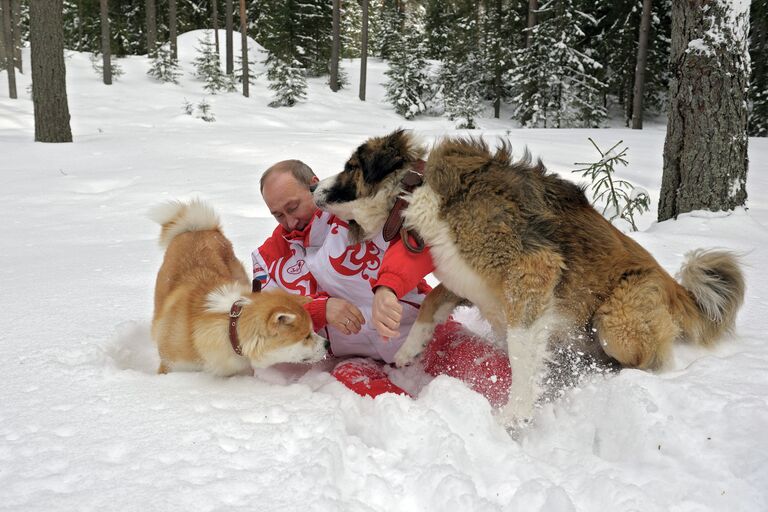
[251, 209, 433, 363]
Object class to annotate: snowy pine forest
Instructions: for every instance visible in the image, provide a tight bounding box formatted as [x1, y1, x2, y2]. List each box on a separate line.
[2, 1, 768, 511]
[2, 0, 767, 134]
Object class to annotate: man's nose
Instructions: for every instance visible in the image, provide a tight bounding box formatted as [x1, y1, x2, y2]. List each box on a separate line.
[286, 216, 299, 230]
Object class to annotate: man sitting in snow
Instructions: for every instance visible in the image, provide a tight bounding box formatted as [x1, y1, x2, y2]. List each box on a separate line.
[252, 159, 512, 406]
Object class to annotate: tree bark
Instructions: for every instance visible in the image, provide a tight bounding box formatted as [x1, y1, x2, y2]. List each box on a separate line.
[30, 0, 72, 142]
[330, 0, 340, 91]
[146, 0, 157, 56]
[169, 0, 177, 60]
[631, 0, 653, 129]
[659, 0, 750, 221]
[1, 0, 16, 99]
[100, 0, 111, 84]
[225, 0, 233, 75]
[11, 0, 19, 72]
[359, 0, 368, 101]
[239, 0, 248, 97]
[526, 0, 537, 48]
[77, 0, 84, 51]
[493, 0, 502, 118]
[212, 0, 219, 54]
[0, 2, 5, 71]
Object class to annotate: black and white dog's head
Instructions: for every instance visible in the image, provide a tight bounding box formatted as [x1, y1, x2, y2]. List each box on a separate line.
[314, 129, 425, 243]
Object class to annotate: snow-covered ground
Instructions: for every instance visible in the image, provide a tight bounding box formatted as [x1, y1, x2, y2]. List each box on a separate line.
[1, 31, 767, 511]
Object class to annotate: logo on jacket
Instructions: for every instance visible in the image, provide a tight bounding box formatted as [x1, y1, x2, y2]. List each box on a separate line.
[286, 259, 306, 275]
[330, 241, 381, 279]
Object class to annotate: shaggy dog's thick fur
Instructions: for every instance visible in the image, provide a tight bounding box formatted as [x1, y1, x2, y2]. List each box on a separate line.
[314, 130, 745, 423]
[150, 199, 327, 376]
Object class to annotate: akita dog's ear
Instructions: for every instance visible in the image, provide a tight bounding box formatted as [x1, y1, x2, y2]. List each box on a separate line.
[269, 310, 297, 328]
[359, 129, 411, 184]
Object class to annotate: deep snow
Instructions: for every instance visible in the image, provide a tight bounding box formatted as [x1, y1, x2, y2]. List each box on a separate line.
[1, 30, 767, 511]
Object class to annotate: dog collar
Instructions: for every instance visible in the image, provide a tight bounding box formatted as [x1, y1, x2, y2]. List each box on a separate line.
[228, 301, 245, 356]
[382, 159, 426, 253]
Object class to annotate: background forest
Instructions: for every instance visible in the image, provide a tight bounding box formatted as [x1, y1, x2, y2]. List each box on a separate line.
[2, 0, 766, 135]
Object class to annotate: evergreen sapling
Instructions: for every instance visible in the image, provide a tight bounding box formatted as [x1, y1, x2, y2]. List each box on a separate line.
[192, 32, 229, 94]
[90, 52, 124, 80]
[573, 138, 650, 232]
[147, 43, 181, 84]
[266, 55, 307, 107]
[384, 29, 432, 119]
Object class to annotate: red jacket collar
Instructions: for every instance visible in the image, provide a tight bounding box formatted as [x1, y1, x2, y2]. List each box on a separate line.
[280, 209, 323, 244]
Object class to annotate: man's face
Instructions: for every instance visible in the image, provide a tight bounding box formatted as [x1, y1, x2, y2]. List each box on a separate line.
[262, 171, 320, 232]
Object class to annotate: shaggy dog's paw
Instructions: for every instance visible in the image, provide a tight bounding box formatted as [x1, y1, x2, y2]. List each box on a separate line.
[394, 323, 433, 367]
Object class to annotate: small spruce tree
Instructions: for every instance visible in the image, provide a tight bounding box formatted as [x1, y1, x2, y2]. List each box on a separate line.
[147, 43, 181, 84]
[261, 0, 308, 107]
[374, 0, 403, 59]
[90, 52, 124, 80]
[267, 54, 307, 107]
[509, 0, 607, 128]
[440, 52, 484, 129]
[439, 12, 484, 129]
[235, 52, 256, 87]
[192, 32, 229, 94]
[385, 28, 432, 120]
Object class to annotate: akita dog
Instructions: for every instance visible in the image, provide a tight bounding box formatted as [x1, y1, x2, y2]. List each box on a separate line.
[313, 129, 745, 423]
[149, 199, 327, 376]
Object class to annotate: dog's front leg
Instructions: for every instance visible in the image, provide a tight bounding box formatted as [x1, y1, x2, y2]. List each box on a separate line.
[497, 253, 564, 427]
[394, 284, 467, 367]
[499, 309, 556, 427]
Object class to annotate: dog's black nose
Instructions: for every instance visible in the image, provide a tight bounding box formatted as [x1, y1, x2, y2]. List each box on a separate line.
[324, 339, 331, 351]
[309, 183, 318, 193]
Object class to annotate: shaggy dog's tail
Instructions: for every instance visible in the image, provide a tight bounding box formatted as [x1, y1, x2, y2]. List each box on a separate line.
[148, 199, 221, 248]
[676, 250, 745, 345]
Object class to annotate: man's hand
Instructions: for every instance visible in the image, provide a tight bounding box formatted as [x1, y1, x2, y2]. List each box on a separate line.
[326, 298, 365, 335]
[372, 287, 402, 340]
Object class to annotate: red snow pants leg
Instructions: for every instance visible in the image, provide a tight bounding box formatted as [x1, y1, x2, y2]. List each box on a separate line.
[331, 358, 411, 398]
[421, 321, 512, 408]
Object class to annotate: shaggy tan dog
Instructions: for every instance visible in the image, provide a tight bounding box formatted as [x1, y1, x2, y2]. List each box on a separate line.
[150, 199, 327, 376]
[314, 129, 745, 423]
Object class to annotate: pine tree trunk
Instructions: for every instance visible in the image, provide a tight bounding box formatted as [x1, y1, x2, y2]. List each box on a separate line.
[0, 3, 5, 72]
[493, 0, 502, 118]
[212, 0, 219, 54]
[659, 0, 750, 221]
[30, 0, 72, 143]
[526, 0, 537, 48]
[77, 0, 84, 51]
[631, 0, 652, 129]
[1, 0, 16, 98]
[169, 0, 177, 60]
[225, 0, 233, 75]
[239, 0, 248, 97]
[359, 0, 368, 101]
[330, 0, 340, 91]
[146, 0, 157, 56]
[11, 0, 19, 72]
[0, 4, 6, 71]
[100, 0, 111, 85]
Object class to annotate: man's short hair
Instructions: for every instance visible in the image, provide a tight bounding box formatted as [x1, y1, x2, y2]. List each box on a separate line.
[260, 160, 316, 193]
